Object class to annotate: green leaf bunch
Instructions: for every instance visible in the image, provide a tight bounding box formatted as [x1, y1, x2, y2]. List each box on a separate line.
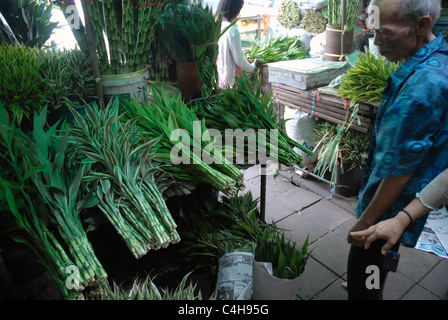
[254, 228, 309, 280]
[37, 48, 97, 110]
[0, 44, 48, 125]
[92, 272, 206, 300]
[337, 50, 401, 103]
[125, 86, 244, 196]
[69, 98, 181, 257]
[179, 191, 277, 273]
[195, 72, 314, 168]
[0, 102, 100, 299]
[245, 36, 309, 67]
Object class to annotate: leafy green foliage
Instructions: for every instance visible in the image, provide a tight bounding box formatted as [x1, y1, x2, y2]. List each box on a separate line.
[125, 86, 244, 196]
[179, 191, 277, 273]
[92, 272, 206, 300]
[160, 0, 222, 96]
[37, 48, 97, 110]
[195, 72, 314, 168]
[68, 98, 180, 257]
[337, 50, 401, 104]
[245, 36, 308, 67]
[0, 0, 58, 48]
[254, 228, 309, 280]
[0, 44, 48, 125]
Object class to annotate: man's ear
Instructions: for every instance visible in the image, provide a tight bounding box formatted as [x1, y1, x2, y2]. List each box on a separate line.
[416, 15, 433, 35]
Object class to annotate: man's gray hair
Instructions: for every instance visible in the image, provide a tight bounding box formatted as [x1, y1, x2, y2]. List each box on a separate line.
[398, 0, 442, 28]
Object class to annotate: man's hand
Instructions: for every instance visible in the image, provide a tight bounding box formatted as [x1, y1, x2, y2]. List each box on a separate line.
[348, 174, 413, 248]
[347, 216, 372, 247]
[349, 217, 406, 255]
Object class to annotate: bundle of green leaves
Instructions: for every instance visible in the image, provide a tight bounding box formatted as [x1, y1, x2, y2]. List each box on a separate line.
[245, 36, 308, 67]
[254, 228, 309, 280]
[160, 0, 223, 96]
[0, 44, 48, 125]
[38, 49, 97, 110]
[178, 191, 277, 273]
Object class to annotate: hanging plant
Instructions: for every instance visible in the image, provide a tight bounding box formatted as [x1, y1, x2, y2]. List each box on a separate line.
[277, 0, 302, 30]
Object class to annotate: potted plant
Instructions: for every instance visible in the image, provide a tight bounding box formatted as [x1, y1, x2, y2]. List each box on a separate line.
[314, 121, 369, 197]
[336, 126, 369, 197]
[253, 228, 310, 300]
[38, 49, 97, 124]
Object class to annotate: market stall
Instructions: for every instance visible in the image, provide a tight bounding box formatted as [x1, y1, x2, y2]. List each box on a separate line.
[0, 0, 314, 301]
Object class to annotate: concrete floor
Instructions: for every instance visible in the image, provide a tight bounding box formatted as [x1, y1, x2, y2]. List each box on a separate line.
[241, 165, 448, 300]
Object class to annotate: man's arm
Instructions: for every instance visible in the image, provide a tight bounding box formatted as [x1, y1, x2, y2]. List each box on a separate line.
[348, 174, 413, 247]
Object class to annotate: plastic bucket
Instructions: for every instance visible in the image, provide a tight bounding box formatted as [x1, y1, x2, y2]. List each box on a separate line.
[325, 25, 354, 61]
[101, 67, 150, 104]
[215, 252, 253, 300]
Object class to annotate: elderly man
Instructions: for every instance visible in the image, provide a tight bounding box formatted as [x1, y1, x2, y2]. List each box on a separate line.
[346, 0, 448, 300]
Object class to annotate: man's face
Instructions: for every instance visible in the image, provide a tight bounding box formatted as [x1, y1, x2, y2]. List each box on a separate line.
[370, 0, 418, 62]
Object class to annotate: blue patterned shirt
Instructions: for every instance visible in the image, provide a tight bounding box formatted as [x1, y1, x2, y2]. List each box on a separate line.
[355, 35, 448, 247]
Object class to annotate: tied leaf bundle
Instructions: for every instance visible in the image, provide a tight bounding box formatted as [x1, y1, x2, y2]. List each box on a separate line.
[68, 99, 180, 258]
[179, 192, 277, 273]
[337, 50, 401, 104]
[160, 0, 222, 97]
[196, 72, 314, 168]
[0, 103, 104, 300]
[37, 48, 97, 110]
[245, 36, 308, 70]
[125, 87, 244, 196]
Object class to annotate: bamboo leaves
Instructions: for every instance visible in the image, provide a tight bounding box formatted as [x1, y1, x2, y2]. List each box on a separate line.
[125, 87, 244, 196]
[69, 98, 180, 257]
[245, 36, 308, 67]
[196, 72, 314, 168]
[337, 51, 401, 103]
[254, 229, 309, 280]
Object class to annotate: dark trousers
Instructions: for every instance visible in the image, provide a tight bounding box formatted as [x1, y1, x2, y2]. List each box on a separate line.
[347, 239, 400, 300]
